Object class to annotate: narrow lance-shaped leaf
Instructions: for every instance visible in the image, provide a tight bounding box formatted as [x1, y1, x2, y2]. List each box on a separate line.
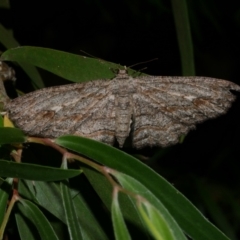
[1, 46, 120, 82]
[0, 159, 81, 181]
[83, 166, 151, 239]
[171, 0, 195, 75]
[60, 159, 83, 240]
[19, 178, 109, 240]
[0, 27, 44, 89]
[111, 189, 131, 240]
[15, 212, 36, 240]
[0, 178, 13, 224]
[0, 127, 25, 144]
[17, 199, 58, 240]
[138, 201, 175, 240]
[55, 136, 229, 240]
[111, 171, 186, 240]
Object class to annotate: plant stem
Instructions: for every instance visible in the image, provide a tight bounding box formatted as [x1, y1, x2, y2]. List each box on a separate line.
[0, 190, 19, 240]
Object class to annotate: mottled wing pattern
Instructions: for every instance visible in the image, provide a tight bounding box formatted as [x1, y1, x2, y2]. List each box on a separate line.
[5, 80, 117, 145]
[4, 69, 240, 149]
[132, 76, 240, 148]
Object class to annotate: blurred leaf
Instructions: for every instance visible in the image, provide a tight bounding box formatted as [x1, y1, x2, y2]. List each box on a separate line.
[0, 178, 12, 224]
[0, 116, 3, 127]
[55, 135, 229, 240]
[0, 0, 10, 8]
[196, 182, 237, 240]
[17, 199, 59, 240]
[82, 167, 150, 239]
[0, 159, 81, 180]
[171, 0, 195, 75]
[138, 201, 175, 240]
[61, 181, 83, 240]
[60, 160, 83, 240]
[1, 46, 121, 83]
[3, 115, 15, 127]
[20, 180, 65, 220]
[111, 190, 131, 240]
[15, 212, 36, 240]
[71, 187, 109, 240]
[0, 25, 44, 88]
[19, 179, 109, 240]
[17, 61, 45, 89]
[0, 127, 25, 144]
[0, 24, 19, 49]
[17, 180, 38, 206]
[112, 171, 186, 240]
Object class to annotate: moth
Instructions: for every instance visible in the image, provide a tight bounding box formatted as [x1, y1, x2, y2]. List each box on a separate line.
[2, 65, 240, 148]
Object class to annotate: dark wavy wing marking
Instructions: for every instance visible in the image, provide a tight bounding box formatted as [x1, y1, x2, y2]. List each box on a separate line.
[5, 80, 117, 145]
[132, 76, 240, 148]
[4, 71, 240, 149]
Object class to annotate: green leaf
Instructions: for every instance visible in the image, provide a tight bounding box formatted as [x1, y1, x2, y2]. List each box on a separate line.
[0, 159, 81, 181]
[0, 178, 13, 224]
[18, 179, 109, 240]
[19, 180, 65, 220]
[55, 135, 229, 240]
[196, 182, 237, 240]
[60, 181, 83, 240]
[15, 212, 36, 240]
[171, 0, 195, 75]
[0, 24, 19, 49]
[60, 160, 83, 240]
[16, 180, 36, 205]
[1, 46, 122, 83]
[138, 201, 175, 240]
[0, 116, 3, 127]
[112, 171, 186, 240]
[0, 127, 26, 144]
[16, 61, 45, 89]
[72, 187, 110, 240]
[82, 167, 150, 239]
[111, 190, 131, 240]
[0, 0, 11, 8]
[17, 199, 59, 240]
[0, 26, 44, 89]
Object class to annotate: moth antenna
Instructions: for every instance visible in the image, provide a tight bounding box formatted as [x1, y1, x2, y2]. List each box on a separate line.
[79, 50, 105, 61]
[136, 67, 147, 73]
[128, 58, 158, 69]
